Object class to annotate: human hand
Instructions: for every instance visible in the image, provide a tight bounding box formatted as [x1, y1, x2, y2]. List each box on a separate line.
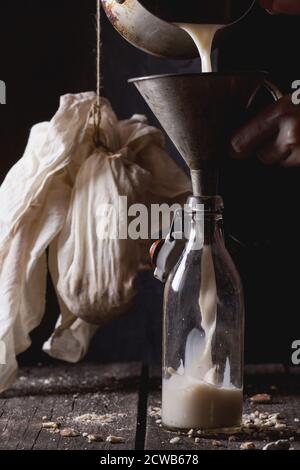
[259, 0, 300, 15]
[231, 95, 300, 167]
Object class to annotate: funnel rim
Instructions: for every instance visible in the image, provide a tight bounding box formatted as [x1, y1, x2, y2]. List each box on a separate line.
[128, 70, 268, 84]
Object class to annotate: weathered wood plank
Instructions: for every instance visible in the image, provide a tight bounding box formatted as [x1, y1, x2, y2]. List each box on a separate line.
[0, 395, 56, 450]
[0, 362, 141, 398]
[18, 395, 57, 450]
[145, 366, 300, 451]
[1, 363, 299, 451]
[0, 363, 140, 450]
[57, 391, 138, 451]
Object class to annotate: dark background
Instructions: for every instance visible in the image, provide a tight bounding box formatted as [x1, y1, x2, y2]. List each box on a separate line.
[0, 1, 300, 366]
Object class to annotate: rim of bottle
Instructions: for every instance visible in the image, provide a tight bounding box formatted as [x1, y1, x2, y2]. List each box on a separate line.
[186, 195, 224, 214]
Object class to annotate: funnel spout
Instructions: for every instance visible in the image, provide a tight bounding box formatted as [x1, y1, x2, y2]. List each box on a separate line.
[191, 169, 219, 197]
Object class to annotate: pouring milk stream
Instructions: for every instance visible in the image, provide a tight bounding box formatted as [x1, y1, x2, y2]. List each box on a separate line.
[162, 23, 243, 430]
[176, 23, 222, 72]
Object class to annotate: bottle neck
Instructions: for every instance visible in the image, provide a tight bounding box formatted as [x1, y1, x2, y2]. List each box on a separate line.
[187, 195, 224, 213]
[186, 195, 224, 246]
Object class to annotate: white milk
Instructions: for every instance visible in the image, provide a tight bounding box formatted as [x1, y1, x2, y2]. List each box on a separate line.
[162, 246, 243, 430]
[162, 374, 243, 430]
[176, 23, 222, 73]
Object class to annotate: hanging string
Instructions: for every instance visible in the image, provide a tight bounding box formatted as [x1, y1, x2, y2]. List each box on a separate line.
[93, 0, 102, 147]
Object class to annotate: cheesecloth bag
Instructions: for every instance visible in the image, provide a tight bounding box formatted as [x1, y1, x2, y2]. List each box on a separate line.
[0, 93, 95, 391]
[53, 100, 191, 325]
[0, 92, 191, 392]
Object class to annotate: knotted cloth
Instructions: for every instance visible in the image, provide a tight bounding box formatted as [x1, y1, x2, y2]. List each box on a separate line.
[0, 92, 191, 392]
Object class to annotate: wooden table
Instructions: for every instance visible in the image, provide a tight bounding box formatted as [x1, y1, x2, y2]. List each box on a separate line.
[0, 363, 299, 451]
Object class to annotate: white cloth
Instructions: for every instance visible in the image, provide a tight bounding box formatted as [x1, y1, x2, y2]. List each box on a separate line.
[0, 92, 191, 392]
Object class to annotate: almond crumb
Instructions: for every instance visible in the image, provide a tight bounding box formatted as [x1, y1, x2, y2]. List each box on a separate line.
[240, 442, 256, 450]
[42, 422, 59, 429]
[249, 394, 271, 404]
[106, 435, 125, 444]
[60, 428, 79, 438]
[88, 434, 104, 443]
[170, 437, 180, 444]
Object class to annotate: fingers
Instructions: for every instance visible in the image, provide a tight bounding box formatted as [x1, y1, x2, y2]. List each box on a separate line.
[231, 98, 286, 160]
[278, 118, 300, 166]
[281, 148, 300, 167]
[257, 138, 290, 165]
[258, 117, 300, 165]
[231, 96, 300, 166]
[259, 0, 300, 14]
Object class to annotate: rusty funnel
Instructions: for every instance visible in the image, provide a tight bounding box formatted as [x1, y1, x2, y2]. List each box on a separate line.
[130, 72, 266, 195]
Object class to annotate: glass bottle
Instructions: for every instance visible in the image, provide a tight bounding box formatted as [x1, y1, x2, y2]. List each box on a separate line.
[162, 196, 244, 430]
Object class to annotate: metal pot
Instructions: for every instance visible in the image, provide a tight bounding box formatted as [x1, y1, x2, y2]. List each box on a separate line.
[101, 0, 256, 59]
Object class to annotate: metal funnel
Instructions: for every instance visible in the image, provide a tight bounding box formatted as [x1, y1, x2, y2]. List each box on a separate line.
[130, 72, 265, 195]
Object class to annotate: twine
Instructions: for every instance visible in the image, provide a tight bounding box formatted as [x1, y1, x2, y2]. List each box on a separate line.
[93, 0, 102, 147]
